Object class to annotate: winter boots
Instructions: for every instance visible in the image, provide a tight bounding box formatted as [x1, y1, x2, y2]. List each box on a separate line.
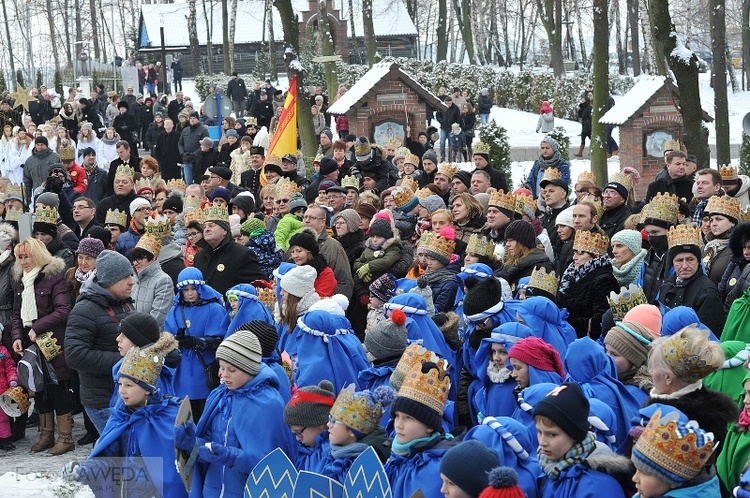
[574, 145, 585, 157]
[30, 412, 54, 452]
[48, 413, 75, 455]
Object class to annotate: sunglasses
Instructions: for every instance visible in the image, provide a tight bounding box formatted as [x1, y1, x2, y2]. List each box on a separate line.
[275, 199, 290, 205]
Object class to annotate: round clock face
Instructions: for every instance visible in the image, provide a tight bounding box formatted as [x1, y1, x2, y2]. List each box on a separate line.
[645, 130, 674, 158]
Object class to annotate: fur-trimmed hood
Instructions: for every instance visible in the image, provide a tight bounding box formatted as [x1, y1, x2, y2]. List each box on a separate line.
[729, 222, 750, 258]
[147, 331, 182, 369]
[13, 255, 66, 281]
[587, 443, 636, 497]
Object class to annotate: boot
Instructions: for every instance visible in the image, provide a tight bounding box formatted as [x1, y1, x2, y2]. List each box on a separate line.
[10, 412, 26, 442]
[30, 412, 54, 452]
[48, 413, 75, 456]
[574, 145, 584, 157]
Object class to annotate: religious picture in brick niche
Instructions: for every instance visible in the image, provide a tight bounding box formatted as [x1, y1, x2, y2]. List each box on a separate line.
[645, 130, 674, 158]
[373, 121, 404, 145]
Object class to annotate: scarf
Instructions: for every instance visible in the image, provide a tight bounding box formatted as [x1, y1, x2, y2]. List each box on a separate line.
[537, 150, 565, 170]
[391, 432, 443, 457]
[537, 431, 597, 480]
[75, 267, 97, 283]
[21, 266, 42, 327]
[558, 254, 611, 296]
[330, 442, 369, 459]
[423, 266, 458, 285]
[612, 249, 647, 287]
[487, 362, 512, 384]
[649, 380, 702, 400]
[703, 237, 729, 273]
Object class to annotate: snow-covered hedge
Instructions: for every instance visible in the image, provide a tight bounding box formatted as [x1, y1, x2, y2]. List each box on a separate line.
[476, 120, 511, 180]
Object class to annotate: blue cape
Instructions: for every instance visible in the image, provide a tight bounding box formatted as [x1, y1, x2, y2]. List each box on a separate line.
[539, 461, 626, 498]
[588, 398, 619, 451]
[511, 382, 560, 447]
[661, 305, 720, 341]
[221, 284, 274, 338]
[517, 296, 577, 356]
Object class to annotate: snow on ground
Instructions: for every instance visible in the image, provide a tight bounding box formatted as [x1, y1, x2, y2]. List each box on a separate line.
[0, 472, 93, 497]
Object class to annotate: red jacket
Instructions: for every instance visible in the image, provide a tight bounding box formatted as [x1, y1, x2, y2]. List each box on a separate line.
[314, 266, 338, 297]
[66, 162, 88, 194]
[0, 344, 17, 392]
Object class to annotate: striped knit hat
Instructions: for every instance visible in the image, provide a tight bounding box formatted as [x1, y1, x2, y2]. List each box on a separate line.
[216, 330, 262, 375]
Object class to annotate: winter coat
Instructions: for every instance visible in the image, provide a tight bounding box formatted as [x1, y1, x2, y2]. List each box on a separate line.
[144, 122, 163, 151]
[95, 190, 137, 227]
[526, 160, 571, 198]
[245, 232, 283, 281]
[539, 459, 626, 498]
[644, 170, 694, 205]
[105, 155, 140, 198]
[318, 231, 354, 300]
[384, 435, 458, 498]
[114, 224, 142, 255]
[157, 242, 186, 290]
[320, 427, 390, 481]
[218, 140, 240, 166]
[131, 262, 174, 326]
[706, 239, 732, 286]
[455, 216, 487, 246]
[178, 122, 209, 164]
[354, 236, 403, 280]
[11, 257, 72, 381]
[537, 111, 555, 133]
[558, 260, 620, 339]
[578, 99, 592, 137]
[226, 77, 248, 101]
[497, 248, 553, 293]
[46, 234, 75, 269]
[152, 129, 182, 182]
[0, 250, 14, 350]
[475, 164, 509, 192]
[335, 115, 349, 134]
[436, 104, 462, 131]
[599, 203, 632, 241]
[275, 214, 304, 252]
[425, 261, 461, 313]
[193, 146, 219, 181]
[0, 343, 17, 392]
[112, 111, 139, 152]
[477, 94, 493, 114]
[659, 269, 726, 337]
[83, 166, 108, 204]
[64, 277, 135, 408]
[194, 233, 266, 295]
[356, 146, 391, 194]
[335, 230, 365, 267]
[23, 146, 60, 203]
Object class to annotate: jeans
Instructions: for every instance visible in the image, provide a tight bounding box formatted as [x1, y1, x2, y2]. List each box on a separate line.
[439, 129, 450, 160]
[233, 100, 244, 118]
[183, 161, 193, 185]
[85, 405, 111, 434]
[480, 113, 490, 124]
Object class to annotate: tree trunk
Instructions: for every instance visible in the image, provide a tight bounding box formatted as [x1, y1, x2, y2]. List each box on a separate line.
[451, 0, 476, 63]
[203, 0, 214, 74]
[268, 0, 277, 80]
[649, 0, 710, 166]
[536, 0, 564, 76]
[274, 0, 316, 158]
[228, 0, 237, 74]
[639, 0, 651, 74]
[188, 0, 201, 75]
[62, 0, 72, 68]
[711, 0, 730, 165]
[743, 0, 750, 88]
[318, 0, 338, 98]
[437, 0, 448, 61]
[614, 0, 625, 74]
[45, 0, 61, 72]
[1, 0, 15, 91]
[347, 0, 358, 63]
[591, 0, 608, 181]
[627, 0, 640, 75]
[575, 0, 586, 63]
[362, 0, 378, 65]
[90, 0, 100, 60]
[222, 0, 230, 74]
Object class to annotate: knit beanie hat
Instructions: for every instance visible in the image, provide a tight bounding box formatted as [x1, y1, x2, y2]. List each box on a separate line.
[368, 211, 394, 239]
[604, 321, 654, 369]
[364, 308, 408, 360]
[541, 136, 560, 153]
[463, 277, 504, 318]
[390, 360, 450, 432]
[129, 197, 151, 216]
[96, 250, 134, 288]
[240, 217, 265, 237]
[623, 304, 662, 338]
[533, 382, 590, 442]
[210, 187, 231, 203]
[215, 330, 262, 375]
[611, 229, 643, 257]
[119, 312, 160, 346]
[36, 192, 60, 209]
[504, 220, 537, 249]
[283, 380, 336, 427]
[555, 206, 575, 229]
[418, 195, 446, 215]
[507, 337, 565, 378]
[422, 149, 438, 166]
[319, 157, 339, 176]
[76, 237, 105, 258]
[330, 384, 395, 436]
[162, 196, 183, 214]
[369, 273, 397, 303]
[280, 265, 317, 298]
[478, 467, 525, 498]
[453, 170, 472, 190]
[334, 209, 361, 233]
[288, 230, 320, 256]
[234, 320, 279, 358]
[440, 440, 500, 497]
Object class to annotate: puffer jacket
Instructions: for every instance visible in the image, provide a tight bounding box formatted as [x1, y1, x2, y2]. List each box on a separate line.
[132, 261, 175, 326]
[23, 146, 60, 203]
[64, 277, 134, 408]
[178, 122, 209, 163]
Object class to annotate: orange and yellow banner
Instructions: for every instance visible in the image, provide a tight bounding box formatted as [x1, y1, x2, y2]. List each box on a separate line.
[267, 76, 297, 159]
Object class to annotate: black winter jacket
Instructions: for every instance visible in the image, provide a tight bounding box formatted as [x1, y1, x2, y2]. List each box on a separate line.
[194, 233, 266, 295]
[659, 269, 726, 336]
[558, 262, 620, 339]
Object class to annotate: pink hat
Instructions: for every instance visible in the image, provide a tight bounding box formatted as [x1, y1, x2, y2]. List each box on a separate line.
[623, 304, 662, 338]
[508, 337, 565, 378]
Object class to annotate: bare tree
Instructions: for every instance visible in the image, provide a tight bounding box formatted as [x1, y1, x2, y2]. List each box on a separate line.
[203, 0, 215, 74]
[45, 0, 61, 71]
[627, 0, 640, 74]
[228, 0, 237, 74]
[187, 0, 201, 75]
[743, 0, 750, 86]
[451, 0, 476, 63]
[437, 0, 447, 60]
[712, 0, 730, 164]
[318, 0, 339, 96]
[222, 0, 230, 74]
[362, 0, 378, 65]
[591, 0, 608, 180]
[1, 0, 15, 90]
[536, 0, 564, 75]
[268, 0, 277, 80]
[348, 0, 358, 63]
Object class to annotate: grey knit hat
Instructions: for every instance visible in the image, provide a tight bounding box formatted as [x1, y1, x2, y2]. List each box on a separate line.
[364, 309, 408, 360]
[216, 330, 262, 375]
[418, 195, 446, 215]
[234, 320, 279, 358]
[96, 250, 134, 288]
[283, 379, 336, 427]
[280, 265, 317, 298]
[422, 149, 438, 165]
[36, 192, 60, 209]
[334, 209, 361, 233]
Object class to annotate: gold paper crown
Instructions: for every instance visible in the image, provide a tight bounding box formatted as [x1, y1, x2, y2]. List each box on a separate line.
[436, 162, 457, 179]
[742, 206, 750, 224]
[34, 205, 58, 226]
[705, 194, 741, 222]
[392, 185, 416, 210]
[275, 177, 300, 199]
[118, 346, 165, 391]
[527, 267, 559, 297]
[394, 146, 410, 158]
[667, 224, 702, 251]
[720, 165, 738, 181]
[515, 192, 536, 218]
[246, 116, 258, 126]
[36, 331, 61, 361]
[330, 384, 388, 435]
[255, 286, 277, 313]
[3, 208, 20, 222]
[474, 141, 490, 156]
[610, 171, 633, 191]
[607, 284, 648, 321]
[167, 178, 187, 192]
[573, 229, 609, 256]
[383, 136, 400, 147]
[662, 139, 681, 153]
[466, 234, 496, 258]
[134, 177, 153, 192]
[58, 140, 75, 161]
[203, 203, 229, 223]
[115, 163, 135, 180]
[105, 208, 127, 227]
[415, 187, 433, 199]
[541, 168, 562, 181]
[135, 233, 162, 256]
[5, 183, 23, 200]
[143, 214, 172, 239]
[313, 152, 324, 164]
[420, 228, 456, 262]
[488, 189, 516, 212]
[183, 208, 203, 226]
[661, 330, 720, 382]
[642, 192, 679, 225]
[0, 386, 30, 417]
[184, 195, 202, 211]
[634, 409, 714, 484]
[399, 176, 419, 193]
[576, 171, 597, 186]
[341, 175, 360, 191]
[404, 153, 420, 167]
[265, 154, 282, 168]
[398, 359, 451, 417]
[390, 344, 439, 391]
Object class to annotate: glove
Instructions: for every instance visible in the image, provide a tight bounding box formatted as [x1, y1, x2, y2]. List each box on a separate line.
[356, 264, 371, 279]
[177, 334, 196, 349]
[198, 442, 242, 467]
[362, 272, 373, 283]
[61, 461, 80, 481]
[174, 421, 197, 452]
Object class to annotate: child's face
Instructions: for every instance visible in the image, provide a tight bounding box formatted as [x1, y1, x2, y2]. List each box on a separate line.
[289, 424, 326, 448]
[116, 333, 136, 357]
[743, 380, 750, 411]
[228, 295, 239, 312]
[182, 285, 199, 303]
[393, 411, 432, 444]
[605, 343, 633, 376]
[327, 418, 357, 446]
[464, 253, 479, 266]
[369, 295, 384, 308]
[632, 468, 672, 498]
[219, 359, 252, 390]
[118, 377, 149, 408]
[509, 358, 529, 388]
[491, 343, 508, 369]
[417, 252, 427, 268]
[370, 235, 386, 248]
[535, 418, 577, 461]
[440, 474, 473, 498]
[424, 255, 444, 272]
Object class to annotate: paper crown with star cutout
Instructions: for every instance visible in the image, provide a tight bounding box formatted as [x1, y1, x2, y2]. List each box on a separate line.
[642, 192, 679, 227]
[720, 165, 738, 181]
[607, 284, 648, 321]
[474, 141, 490, 156]
[404, 153, 420, 167]
[105, 208, 127, 227]
[705, 194, 741, 222]
[114, 163, 134, 180]
[329, 384, 394, 436]
[203, 203, 229, 224]
[466, 233, 496, 259]
[275, 177, 300, 199]
[399, 176, 419, 193]
[667, 224, 702, 252]
[527, 267, 559, 298]
[341, 175, 360, 191]
[143, 214, 171, 239]
[436, 162, 457, 180]
[488, 189, 516, 213]
[167, 178, 187, 192]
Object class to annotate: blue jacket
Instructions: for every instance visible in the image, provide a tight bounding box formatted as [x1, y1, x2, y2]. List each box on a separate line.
[633, 475, 720, 497]
[526, 158, 571, 197]
[115, 225, 141, 255]
[538, 461, 625, 498]
[221, 284, 274, 338]
[294, 431, 330, 473]
[384, 436, 457, 498]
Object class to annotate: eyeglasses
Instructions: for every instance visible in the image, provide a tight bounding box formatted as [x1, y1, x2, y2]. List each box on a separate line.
[187, 231, 200, 238]
[334, 220, 346, 226]
[275, 199, 290, 205]
[292, 427, 308, 438]
[136, 207, 152, 213]
[575, 189, 589, 194]
[303, 215, 324, 221]
[73, 205, 91, 211]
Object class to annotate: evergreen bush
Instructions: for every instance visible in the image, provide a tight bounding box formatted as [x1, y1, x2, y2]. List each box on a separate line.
[546, 127, 571, 160]
[740, 132, 750, 177]
[476, 120, 511, 180]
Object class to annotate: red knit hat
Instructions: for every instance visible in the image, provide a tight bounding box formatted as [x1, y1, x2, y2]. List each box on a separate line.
[507, 337, 565, 378]
[479, 467, 525, 498]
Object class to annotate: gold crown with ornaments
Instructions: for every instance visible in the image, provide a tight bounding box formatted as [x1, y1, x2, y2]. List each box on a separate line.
[572, 229, 609, 256]
[528, 267, 559, 297]
[667, 224, 702, 251]
[607, 284, 648, 321]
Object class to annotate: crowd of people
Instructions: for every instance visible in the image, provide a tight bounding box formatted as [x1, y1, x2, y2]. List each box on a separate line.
[0, 81, 747, 498]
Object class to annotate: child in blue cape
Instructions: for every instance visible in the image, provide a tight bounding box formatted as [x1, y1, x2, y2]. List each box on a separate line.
[534, 382, 626, 498]
[632, 408, 718, 497]
[439, 439, 500, 497]
[384, 360, 457, 498]
[516, 296, 577, 355]
[283, 380, 336, 472]
[221, 284, 274, 338]
[63, 346, 186, 498]
[232, 320, 291, 402]
[321, 384, 393, 482]
[507, 336, 565, 393]
[164, 267, 227, 419]
[174, 330, 297, 498]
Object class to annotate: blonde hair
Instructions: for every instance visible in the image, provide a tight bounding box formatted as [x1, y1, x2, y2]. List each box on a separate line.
[648, 326, 724, 389]
[623, 214, 642, 230]
[431, 209, 454, 223]
[14, 237, 53, 272]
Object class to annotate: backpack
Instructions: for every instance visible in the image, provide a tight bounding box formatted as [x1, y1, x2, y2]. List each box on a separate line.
[17, 345, 56, 392]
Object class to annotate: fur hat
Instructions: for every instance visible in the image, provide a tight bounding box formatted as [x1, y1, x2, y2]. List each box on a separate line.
[365, 308, 408, 360]
[283, 380, 336, 427]
[440, 440, 501, 497]
[96, 250, 134, 288]
[280, 265, 317, 298]
[215, 330, 262, 375]
[504, 220, 536, 249]
[533, 382, 590, 442]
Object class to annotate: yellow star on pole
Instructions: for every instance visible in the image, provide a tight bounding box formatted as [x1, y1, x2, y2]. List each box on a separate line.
[10, 85, 35, 112]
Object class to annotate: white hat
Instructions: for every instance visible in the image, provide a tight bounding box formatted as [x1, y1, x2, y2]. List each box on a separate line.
[129, 197, 152, 216]
[555, 206, 575, 229]
[280, 265, 317, 298]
